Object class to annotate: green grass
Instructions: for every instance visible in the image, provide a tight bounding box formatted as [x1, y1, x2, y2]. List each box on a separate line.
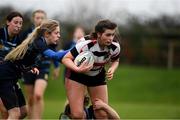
[113, 102, 180, 119]
[43, 100, 64, 119]
[108, 65, 180, 104]
[22, 65, 180, 119]
[42, 100, 180, 119]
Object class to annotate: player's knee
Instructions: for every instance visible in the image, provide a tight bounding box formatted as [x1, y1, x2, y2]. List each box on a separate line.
[94, 109, 108, 119]
[34, 93, 43, 101]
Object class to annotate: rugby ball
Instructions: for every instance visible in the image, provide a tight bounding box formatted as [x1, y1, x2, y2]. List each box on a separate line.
[74, 51, 94, 66]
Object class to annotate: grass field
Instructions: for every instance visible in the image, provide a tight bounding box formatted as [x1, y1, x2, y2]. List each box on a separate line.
[21, 64, 180, 119]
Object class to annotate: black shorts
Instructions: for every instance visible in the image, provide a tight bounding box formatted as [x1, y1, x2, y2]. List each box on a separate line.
[0, 82, 26, 110]
[14, 83, 26, 107]
[0, 61, 25, 110]
[22, 70, 49, 85]
[65, 68, 106, 87]
[0, 61, 21, 82]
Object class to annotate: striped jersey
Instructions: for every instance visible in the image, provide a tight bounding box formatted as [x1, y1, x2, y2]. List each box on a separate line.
[70, 38, 120, 76]
[0, 27, 22, 59]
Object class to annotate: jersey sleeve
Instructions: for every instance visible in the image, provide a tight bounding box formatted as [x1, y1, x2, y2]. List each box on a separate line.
[70, 40, 90, 58]
[43, 49, 68, 61]
[53, 60, 60, 68]
[110, 42, 121, 61]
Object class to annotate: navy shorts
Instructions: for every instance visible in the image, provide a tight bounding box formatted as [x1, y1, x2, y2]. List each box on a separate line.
[0, 82, 26, 110]
[22, 70, 49, 85]
[0, 61, 25, 110]
[0, 61, 21, 82]
[14, 82, 26, 107]
[65, 68, 106, 87]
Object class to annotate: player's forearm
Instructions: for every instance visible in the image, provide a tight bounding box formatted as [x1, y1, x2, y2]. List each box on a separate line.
[104, 105, 120, 119]
[110, 60, 119, 73]
[43, 49, 68, 61]
[62, 57, 79, 72]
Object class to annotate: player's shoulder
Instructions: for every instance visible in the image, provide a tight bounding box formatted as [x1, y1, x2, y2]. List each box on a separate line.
[110, 42, 120, 51]
[34, 37, 46, 48]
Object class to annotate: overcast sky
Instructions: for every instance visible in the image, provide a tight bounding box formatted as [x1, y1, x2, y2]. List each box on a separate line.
[0, 0, 180, 23]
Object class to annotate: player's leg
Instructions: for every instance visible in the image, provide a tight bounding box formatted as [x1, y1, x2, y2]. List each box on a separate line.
[0, 98, 8, 119]
[32, 78, 47, 119]
[65, 78, 86, 119]
[23, 72, 35, 119]
[88, 85, 108, 119]
[0, 82, 21, 119]
[24, 84, 34, 118]
[15, 82, 27, 119]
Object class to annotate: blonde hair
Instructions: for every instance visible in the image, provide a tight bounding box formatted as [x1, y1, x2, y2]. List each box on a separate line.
[5, 19, 59, 61]
[32, 9, 47, 18]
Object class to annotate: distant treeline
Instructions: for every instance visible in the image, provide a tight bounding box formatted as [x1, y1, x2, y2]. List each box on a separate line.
[0, 6, 179, 68]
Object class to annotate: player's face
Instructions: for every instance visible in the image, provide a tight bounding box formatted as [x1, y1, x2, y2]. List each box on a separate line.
[7, 16, 23, 35]
[46, 26, 60, 45]
[33, 12, 46, 27]
[98, 29, 115, 47]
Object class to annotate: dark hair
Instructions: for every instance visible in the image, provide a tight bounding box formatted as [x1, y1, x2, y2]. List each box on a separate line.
[91, 19, 117, 39]
[6, 11, 23, 22]
[95, 19, 117, 33]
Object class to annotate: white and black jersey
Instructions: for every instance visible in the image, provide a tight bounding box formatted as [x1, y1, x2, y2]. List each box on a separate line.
[70, 38, 120, 76]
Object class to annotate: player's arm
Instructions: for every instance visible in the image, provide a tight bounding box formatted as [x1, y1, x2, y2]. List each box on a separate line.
[94, 98, 120, 119]
[106, 59, 119, 80]
[107, 43, 120, 80]
[107, 51, 120, 80]
[43, 49, 68, 61]
[52, 62, 60, 80]
[61, 51, 91, 73]
[103, 103, 120, 119]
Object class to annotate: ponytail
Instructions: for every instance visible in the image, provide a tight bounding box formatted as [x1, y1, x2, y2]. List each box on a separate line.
[5, 26, 40, 61]
[5, 19, 59, 61]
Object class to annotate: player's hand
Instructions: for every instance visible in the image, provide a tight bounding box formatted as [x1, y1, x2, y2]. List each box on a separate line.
[93, 98, 106, 110]
[31, 67, 39, 75]
[76, 61, 93, 73]
[52, 68, 60, 80]
[106, 67, 114, 80]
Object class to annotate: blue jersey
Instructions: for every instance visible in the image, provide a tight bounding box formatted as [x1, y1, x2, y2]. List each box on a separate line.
[13, 36, 67, 73]
[21, 26, 59, 73]
[63, 40, 76, 50]
[0, 27, 23, 59]
[0, 36, 67, 81]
